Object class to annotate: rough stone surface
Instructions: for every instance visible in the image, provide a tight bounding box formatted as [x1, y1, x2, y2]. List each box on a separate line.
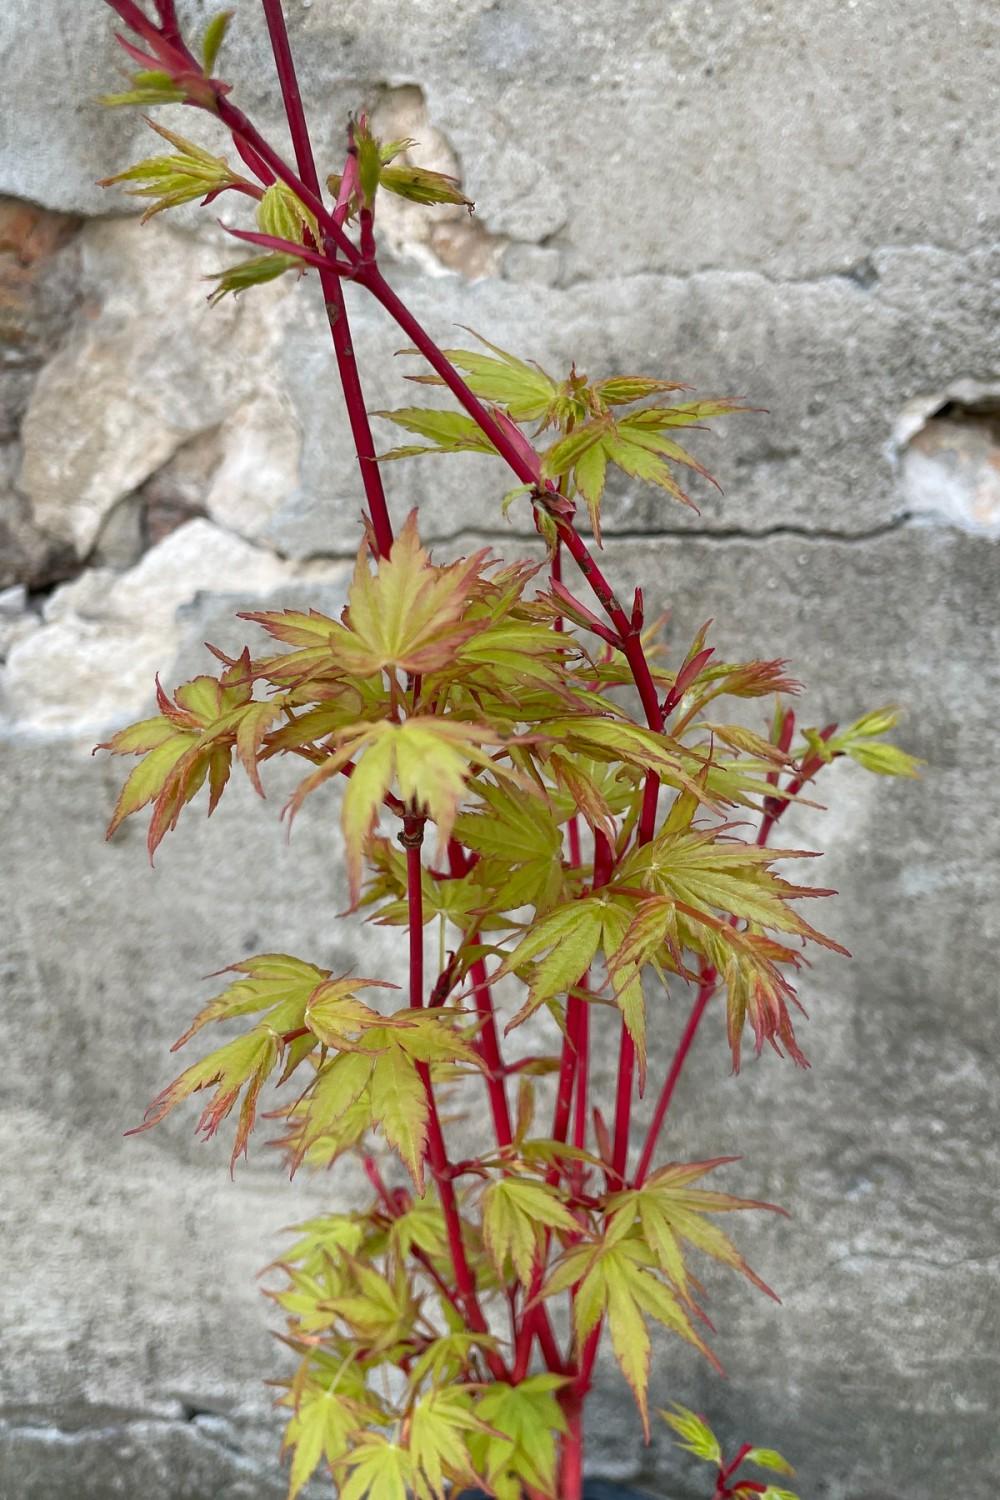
[0, 1, 998, 1497]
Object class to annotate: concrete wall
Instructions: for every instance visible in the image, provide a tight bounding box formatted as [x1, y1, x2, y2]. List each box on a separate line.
[1, 2, 998, 1496]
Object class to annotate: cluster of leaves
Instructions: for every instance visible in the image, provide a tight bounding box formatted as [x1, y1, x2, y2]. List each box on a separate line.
[327, 116, 474, 216]
[94, 8, 920, 1495]
[662, 1405, 799, 1500]
[376, 329, 753, 543]
[101, 506, 916, 1492]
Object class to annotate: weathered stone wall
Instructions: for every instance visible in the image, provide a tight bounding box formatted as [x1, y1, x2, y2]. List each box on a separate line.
[1, 2, 997, 1497]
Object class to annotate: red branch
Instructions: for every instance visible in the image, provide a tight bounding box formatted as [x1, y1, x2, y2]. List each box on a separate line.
[256, 0, 394, 559]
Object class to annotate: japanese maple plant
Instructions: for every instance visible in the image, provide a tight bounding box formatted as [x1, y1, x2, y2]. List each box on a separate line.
[94, 4, 919, 1498]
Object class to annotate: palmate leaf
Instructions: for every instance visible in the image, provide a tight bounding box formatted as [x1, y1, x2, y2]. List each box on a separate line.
[408, 1330, 501, 1387]
[612, 820, 847, 1065]
[98, 116, 243, 221]
[619, 825, 846, 953]
[406, 1387, 493, 1498]
[172, 952, 331, 1050]
[540, 399, 747, 541]
[283, 1381, 382, 1499]
[365, 1013, 482, 1190]
[468, 1374, 569, 1500]
[399, 328, 559, 423]
[369, 1042, 431, 1193]
[453, 781, 565, 914]
[341, 511, 492, 675]
[491, 896, 605, 1025]
[249, 513, 492, 683]
[336, 1437, 415, 1500]
[491, 892, 648, 1070]
[128, 1027, 279, 1169]
[326, 1256, 419, 1352]
[98, 651, 281, 856]
[271, 1051, 374, 1171]
[481, 1178, 578, 1284]
[128, 960, 393, 1168]
[374, 406, 500, 461]
[539, 1233, 719, 1437]
[285, 716, 515, 903]
[538, 715, 719, 810]
[607, 1157, 786, 1307]
[280, 1212, 367, 1276]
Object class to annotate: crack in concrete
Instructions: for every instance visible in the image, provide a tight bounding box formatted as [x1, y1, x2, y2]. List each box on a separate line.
[0, 1412, 271, 1474]
[343, 511, 917, 556]
[197, 508, 920, 569]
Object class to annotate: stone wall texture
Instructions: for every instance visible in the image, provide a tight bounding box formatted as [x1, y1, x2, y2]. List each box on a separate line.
[1, 2, 998, 1497]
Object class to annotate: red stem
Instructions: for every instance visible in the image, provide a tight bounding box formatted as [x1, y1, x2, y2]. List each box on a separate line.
[721, 1442, 754, 1481]
[256, 0, 394, 559]
[634, 972, 717, 1187]
[447, 844, 513, 1148]
[559, 1392, 585, 1500]
[404, 815, 508, 1381]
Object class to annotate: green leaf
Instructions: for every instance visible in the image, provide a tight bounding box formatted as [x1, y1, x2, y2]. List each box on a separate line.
[820, 706, 922, 779]
[100, 70, 187, 108]
[277, 1051, 374, 1170]
[747, 1447, 797, 1478]
[660, 1403, 722, 1464]
[470, 1375, 568, 1498]
[604, 433, 693, 509]
[482, 1178, 578, 1284]
[102, 731, 198, 838]
[541, 1236, 718, 1437]
[356, 123, 384, 208]
[206, 252, 300, 304]
[608, 1158, 785, 1306]
[492, 897, 606, 1028]
[283, 1383, 374, 1498]
[257, 181, 318, 246]
[287, 715, 510, 904]
[401, 331, 558, 423]
[99, 119, 241, 221]
[201, 10, 234, 74]
[541, 423, 609, 484]
[338, 1437, 414, 1500]
[407, 1387, 490, 1496]
[593, 375, 690, 404]
[129, 1027, 280, 1168]
[381, 164, 473, 208]
[373, 406, 499, 460]
[369, 1043, 429, 1191]
[844, 740, 922, 776]
[173, 952, 329, 1050]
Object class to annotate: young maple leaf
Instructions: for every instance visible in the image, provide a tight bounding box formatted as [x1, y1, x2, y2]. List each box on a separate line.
[491, 893, 648, 1084]
[98, 650, 280, 857]
[606, 1157, 787, 1308]
[481, 1178, 579, 1285]
[335, 1436, 416, 1500]
[336, 510, 493, 676]
[406, 1386, 495, 1499]
[468, 1375, 569, 1500]
[539, 1231, 720, 1438]
[128, 962, 391, 1168]
[282, 1379, 382, 1500]
[285, 716, 517, 903]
